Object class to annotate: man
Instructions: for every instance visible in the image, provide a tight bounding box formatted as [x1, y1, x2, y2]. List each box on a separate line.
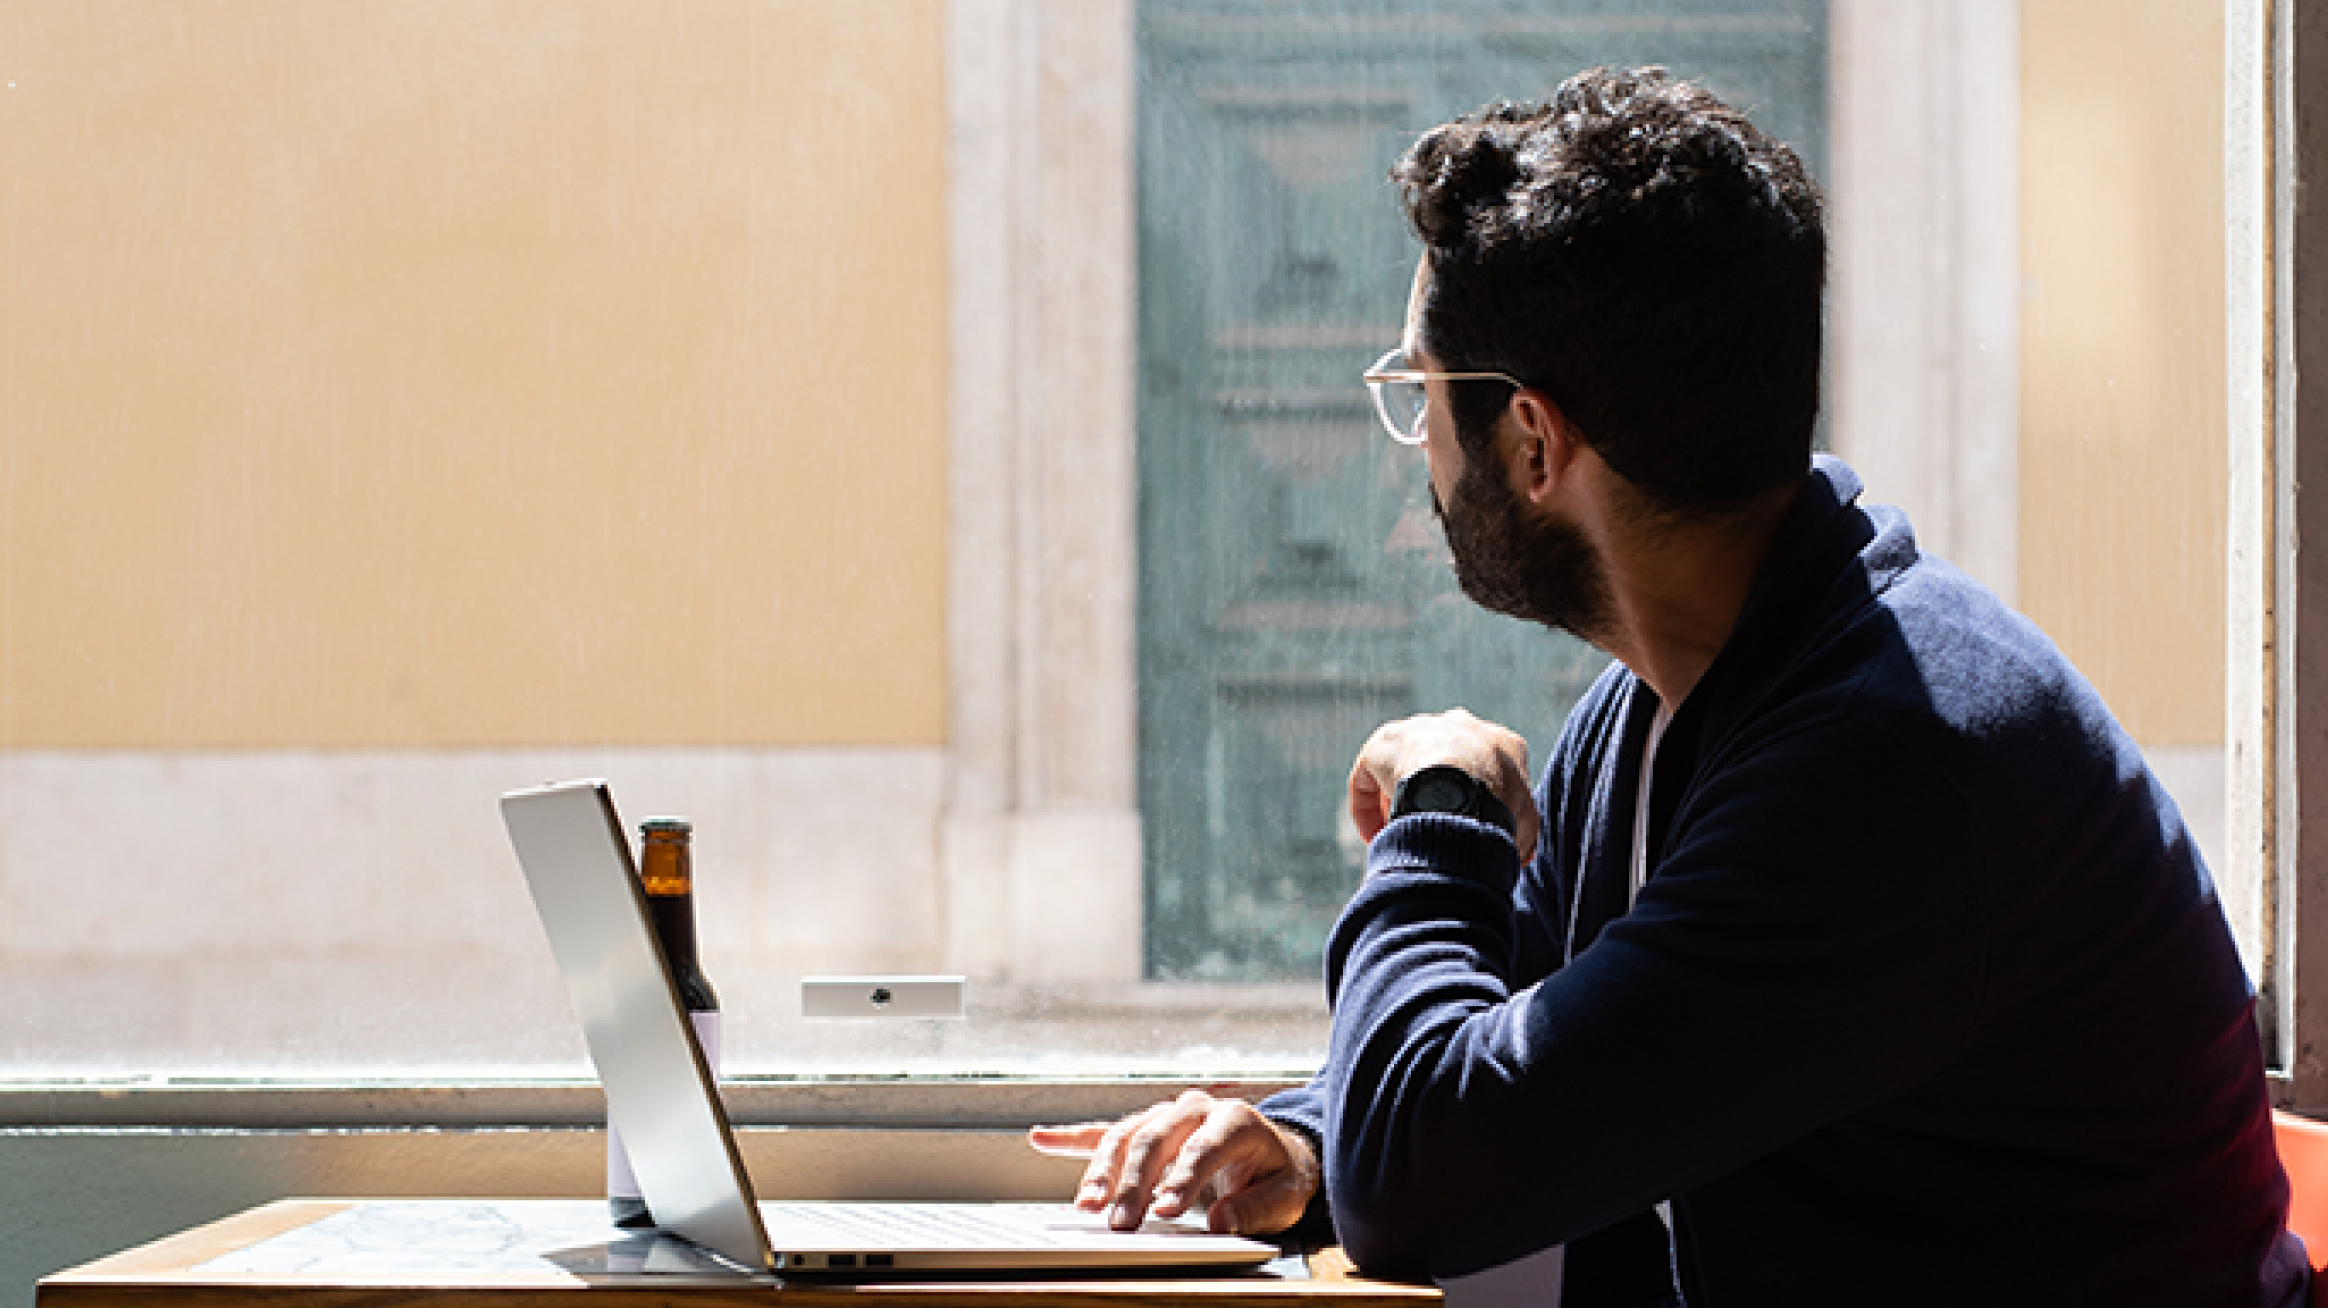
[1034, 67, 2306, 1305]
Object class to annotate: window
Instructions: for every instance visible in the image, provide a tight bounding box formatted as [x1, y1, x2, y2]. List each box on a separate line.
[0, 0, 2263, 1095]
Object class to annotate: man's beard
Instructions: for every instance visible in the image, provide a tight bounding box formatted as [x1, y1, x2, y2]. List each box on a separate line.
[1434, 456, 1615, 644]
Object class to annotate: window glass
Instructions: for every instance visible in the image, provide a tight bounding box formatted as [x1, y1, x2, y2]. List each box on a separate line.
[0, 0, 2234, 1079]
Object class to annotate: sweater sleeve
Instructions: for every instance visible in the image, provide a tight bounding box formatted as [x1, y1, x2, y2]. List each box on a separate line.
[1258, 769, 1579, 1256]
[1318, 721, 1985, 1282]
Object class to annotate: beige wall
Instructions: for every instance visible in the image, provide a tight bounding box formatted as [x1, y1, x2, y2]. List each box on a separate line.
[1, 2, 2230, 749]
[2020, 0, 2226, 746]
[0, 1, 949, 748]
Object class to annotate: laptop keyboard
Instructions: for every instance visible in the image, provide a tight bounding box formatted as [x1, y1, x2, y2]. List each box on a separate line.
[758, 1202, 1098, 1249]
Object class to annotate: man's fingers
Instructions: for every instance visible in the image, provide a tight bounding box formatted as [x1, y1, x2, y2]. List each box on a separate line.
[1349, 766, 1393, 845]
[1348, 722, 1406, 843]
[1158, 1100, 1320, 1238]
[1103, 1092, 1212, 1229]
[1031, 1098, 1216, 1225]
[1513, 796, 1542, 864]
[1148, 1101, 1253, 1218]
[1027, 1121, 1119, 1213]
[1026, 1122, 1109, 1157]
[1037, 1114, 1143, 1212]
[1489, 739, 1541, 863]
[1031, 1094, 1316, 1239]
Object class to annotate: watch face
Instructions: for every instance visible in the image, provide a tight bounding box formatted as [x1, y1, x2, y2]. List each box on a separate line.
[1408, 771, 1473, 814]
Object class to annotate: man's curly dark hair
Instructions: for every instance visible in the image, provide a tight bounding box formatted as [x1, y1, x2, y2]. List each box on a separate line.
[1394, 66, 1826, 516]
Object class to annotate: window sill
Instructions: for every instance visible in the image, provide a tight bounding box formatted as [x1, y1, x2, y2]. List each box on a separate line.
[0, 1073, 1315, 1130]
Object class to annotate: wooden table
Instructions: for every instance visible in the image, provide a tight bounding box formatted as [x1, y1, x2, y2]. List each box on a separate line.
[37, 1200, 1443, 1308]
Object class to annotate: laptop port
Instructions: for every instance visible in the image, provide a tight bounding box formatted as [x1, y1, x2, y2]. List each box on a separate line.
[828, 1255, 857, 1268]
[866, 1254, 896, 1268]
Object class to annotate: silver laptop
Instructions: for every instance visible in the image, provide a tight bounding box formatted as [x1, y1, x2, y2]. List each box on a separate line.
[500, 778, 1279, 1277]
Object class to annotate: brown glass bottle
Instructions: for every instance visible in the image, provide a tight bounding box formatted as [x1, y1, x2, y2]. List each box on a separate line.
[608, 816, 721, 1228]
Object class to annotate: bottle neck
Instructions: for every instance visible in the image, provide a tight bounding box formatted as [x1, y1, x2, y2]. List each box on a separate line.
[640, 834, 692, 898]
[641, 831, 716, 1012]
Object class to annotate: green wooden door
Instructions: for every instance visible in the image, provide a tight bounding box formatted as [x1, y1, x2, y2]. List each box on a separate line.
[1136, 1, 1828, 980]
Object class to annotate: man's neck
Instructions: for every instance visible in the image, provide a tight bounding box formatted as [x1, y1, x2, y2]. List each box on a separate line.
[1590, 477, 1800, 710]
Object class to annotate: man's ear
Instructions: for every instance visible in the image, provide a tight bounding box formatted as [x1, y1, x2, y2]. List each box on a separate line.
[1503, 390, 1576, 506]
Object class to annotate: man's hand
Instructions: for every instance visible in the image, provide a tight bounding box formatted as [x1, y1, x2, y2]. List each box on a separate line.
[1348, 708, 1539, 862]
[1027, 1090, 1319, 1236]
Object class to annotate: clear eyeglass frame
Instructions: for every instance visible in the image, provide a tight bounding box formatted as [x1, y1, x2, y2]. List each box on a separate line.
[1363, 347, 1526, 445]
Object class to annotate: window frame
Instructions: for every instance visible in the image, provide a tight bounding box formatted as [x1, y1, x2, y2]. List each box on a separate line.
[2236, 0, 2328, 1112]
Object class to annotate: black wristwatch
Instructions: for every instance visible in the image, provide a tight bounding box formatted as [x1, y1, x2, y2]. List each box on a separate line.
[1390, 764, 1516, 836]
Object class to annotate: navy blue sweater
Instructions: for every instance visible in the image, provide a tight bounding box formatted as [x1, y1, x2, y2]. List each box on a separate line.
[1263, 457, 2305, 1306]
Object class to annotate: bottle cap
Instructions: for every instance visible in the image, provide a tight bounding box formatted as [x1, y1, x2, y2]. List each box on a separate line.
[640, 816, 693, 835]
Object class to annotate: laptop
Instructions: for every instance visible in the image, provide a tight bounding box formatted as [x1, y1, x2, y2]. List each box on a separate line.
[499, 778, 1280, 1278]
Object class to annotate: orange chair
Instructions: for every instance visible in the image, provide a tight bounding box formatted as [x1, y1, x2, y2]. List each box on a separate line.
[2274, 1111, 2328, 1305]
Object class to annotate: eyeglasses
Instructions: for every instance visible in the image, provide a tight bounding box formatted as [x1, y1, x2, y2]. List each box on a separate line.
[1362, 348, 1526, 445]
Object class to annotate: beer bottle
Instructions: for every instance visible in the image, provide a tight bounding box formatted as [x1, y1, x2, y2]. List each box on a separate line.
[608, 816, 722, 1228]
